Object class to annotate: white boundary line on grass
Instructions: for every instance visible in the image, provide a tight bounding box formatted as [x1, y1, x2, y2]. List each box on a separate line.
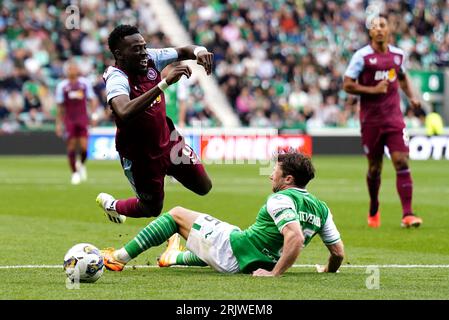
[1, 264, 449, 269]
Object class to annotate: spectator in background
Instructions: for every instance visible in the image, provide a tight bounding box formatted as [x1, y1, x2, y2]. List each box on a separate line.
[235, 86, 254, 125]
[161, 61, 189, 129]
[0, 0, 447, 131]
[0, 0, 217, 132]
[172, 0, 444, 130]
[0, 98, 10, 121]
[425, 111, 444, 136]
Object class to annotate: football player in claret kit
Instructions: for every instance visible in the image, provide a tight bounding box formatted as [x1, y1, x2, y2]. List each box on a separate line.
[97, 25, 213, 223]
[101, 151, 345, 277]
[343, 15, 423, 228]
[55, 61, 98, 185]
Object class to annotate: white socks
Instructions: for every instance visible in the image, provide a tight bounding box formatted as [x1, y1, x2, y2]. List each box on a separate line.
[114, 248, 132, 263]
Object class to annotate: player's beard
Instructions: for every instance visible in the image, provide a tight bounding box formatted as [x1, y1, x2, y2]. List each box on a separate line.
[272, 182, 283, 193]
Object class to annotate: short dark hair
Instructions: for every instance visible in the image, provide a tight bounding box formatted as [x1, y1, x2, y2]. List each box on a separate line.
[108, 24, 140, 57]
[277, 151, 315, 188]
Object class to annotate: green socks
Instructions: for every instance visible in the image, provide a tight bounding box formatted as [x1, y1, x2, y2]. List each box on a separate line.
[176, 251, 207, 266]
[121, 212, 207, 267]
[124, 213, 177, 258]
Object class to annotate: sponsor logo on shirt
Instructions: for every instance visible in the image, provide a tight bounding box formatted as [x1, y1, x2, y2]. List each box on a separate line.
[149, 95, 162, 107]
[374, 68, 397, 82]
[67, 90, 85, 100]
[369, 57, 377, 64]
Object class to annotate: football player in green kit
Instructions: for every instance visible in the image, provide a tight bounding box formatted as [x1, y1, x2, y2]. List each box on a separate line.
[102, 151, 345, 276]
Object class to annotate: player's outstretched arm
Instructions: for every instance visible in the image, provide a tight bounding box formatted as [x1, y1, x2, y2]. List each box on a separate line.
[253, 222, 304, 277]
[343, 76, 388, 95]
[175, 45, 214, 75]
[110, 65, 192, 122]
[316, 241, 345, 273]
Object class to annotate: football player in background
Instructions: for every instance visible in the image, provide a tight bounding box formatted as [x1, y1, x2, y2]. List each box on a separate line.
[55, 61, 98, 185]
[343, 15, 423, 228]
[97, 25, 213, 223]
[162, 61, 188, 129]
[101, 151, 345, 276]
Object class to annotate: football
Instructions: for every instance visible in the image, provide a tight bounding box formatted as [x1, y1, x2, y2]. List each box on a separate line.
[63, 243, 104, 283]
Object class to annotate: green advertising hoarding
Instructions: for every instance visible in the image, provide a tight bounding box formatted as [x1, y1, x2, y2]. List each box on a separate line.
[409, 70, 444, 94]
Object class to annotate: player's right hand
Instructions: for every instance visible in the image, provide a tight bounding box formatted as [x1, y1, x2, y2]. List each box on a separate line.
[373, 80, 388, 94]
[166, 64, 192, 85]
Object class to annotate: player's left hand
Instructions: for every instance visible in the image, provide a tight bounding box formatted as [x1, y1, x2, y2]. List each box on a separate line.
[196, 51, 213, 75]
[410, 98, 421, 109]
[315, 264, 340, 273]
[252, 269, 276, 277]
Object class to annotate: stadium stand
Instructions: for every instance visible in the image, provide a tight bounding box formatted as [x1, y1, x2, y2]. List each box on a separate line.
[0, 0, 219, 133]
[171, 0, 449, 130]
[0, 0, 448, 133]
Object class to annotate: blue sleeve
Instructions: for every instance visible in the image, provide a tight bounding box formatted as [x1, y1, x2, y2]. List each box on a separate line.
[147, 48, 178, 72]
[104, 68, 130, 104]
[401, 53, 408, 73]
[344, 50, 364, 79]
[80, 78, 96, 100]
[55, 81, 65, 104]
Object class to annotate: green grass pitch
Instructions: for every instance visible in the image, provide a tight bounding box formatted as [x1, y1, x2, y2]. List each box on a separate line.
[0, 155, 448, 300]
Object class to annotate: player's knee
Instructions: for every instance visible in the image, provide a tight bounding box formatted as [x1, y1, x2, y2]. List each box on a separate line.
[67, 142, 76, 151]
[394, 158, 409, 171]
[368, 166, 381, 177]
[168, 206, 187, 220]
[197, 177, 212, 196]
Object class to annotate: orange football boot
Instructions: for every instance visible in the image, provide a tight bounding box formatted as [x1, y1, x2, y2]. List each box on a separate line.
[101, 248, 125, 271]
[401, 215, 423, 228]
[368, 211, 381, 228]
[158, 233, 184, 267]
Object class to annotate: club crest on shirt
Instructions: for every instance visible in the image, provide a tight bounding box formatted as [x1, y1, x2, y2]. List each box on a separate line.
[394, 55, 401, 65]
[147, 68, 157, 80]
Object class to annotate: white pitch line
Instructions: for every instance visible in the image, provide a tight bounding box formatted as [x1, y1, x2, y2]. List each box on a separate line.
[1, 264, 449, 270]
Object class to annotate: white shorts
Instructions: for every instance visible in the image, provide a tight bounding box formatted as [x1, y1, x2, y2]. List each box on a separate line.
[186, 214, 241, 273]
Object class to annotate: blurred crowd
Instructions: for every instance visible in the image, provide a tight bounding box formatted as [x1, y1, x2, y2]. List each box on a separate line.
[0, 0, 216, 134]
[172, 0, 449, 131]
[0, 0, 448, 134]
